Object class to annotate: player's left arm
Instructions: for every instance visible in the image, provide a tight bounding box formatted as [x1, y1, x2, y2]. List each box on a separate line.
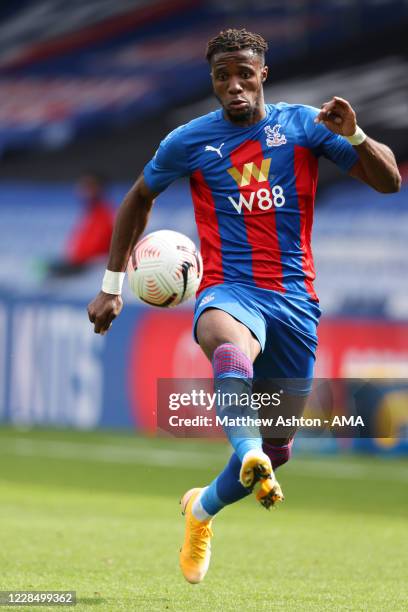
[316, 96, 401, 193]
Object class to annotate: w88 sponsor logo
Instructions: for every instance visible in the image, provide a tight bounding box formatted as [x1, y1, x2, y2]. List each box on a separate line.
[227, 185, 285, 214]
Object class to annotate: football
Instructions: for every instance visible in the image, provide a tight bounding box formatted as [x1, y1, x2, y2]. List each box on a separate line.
[127, 230, 203, 307]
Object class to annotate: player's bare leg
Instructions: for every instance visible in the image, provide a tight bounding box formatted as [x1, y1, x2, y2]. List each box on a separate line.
[178, 308, 287, 582]
[196, 308, 260, 361]
[178, 308, 283, 582]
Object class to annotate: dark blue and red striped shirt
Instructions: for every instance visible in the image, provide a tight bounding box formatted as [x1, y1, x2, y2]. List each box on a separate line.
[143, 103, 358, 301]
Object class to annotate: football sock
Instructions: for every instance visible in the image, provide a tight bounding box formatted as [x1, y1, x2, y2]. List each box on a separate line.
[200, 440, 294, 515]
[199, 342, 262, 517]
[212, 343, 262, 462]
[191, 487, 214, 521]
[200, 452, 249, 516]
[262, 439, 294, 470]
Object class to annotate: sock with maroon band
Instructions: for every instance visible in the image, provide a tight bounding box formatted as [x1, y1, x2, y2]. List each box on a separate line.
[262, 439, 294, 470]
[194, 343, 261, 519]
[212, 342, 262, 462]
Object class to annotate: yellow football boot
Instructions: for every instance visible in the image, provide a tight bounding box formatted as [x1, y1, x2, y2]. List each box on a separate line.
[179, 488, 213, 584]
[239, 449, 284, 510]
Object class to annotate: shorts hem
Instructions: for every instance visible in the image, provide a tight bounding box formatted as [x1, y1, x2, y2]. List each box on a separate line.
[193, 304, 265, 351]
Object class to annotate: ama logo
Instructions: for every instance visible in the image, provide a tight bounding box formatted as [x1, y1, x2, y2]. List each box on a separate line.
[226, 156, 285, 213]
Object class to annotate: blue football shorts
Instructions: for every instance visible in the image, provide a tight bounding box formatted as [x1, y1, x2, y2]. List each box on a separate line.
[193, 283, 322, 395]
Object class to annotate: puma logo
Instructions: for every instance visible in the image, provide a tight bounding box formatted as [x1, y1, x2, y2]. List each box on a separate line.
[204, 143, 225, 158]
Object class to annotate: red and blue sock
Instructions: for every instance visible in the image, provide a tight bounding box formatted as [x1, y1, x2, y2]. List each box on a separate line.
[199, 343, 260, 517]
[212, 342, 262, 462]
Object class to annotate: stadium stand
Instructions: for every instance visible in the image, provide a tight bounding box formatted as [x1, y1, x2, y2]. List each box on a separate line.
[0, 1, 406, 316]
[0, 1, 406, 439]
[0, 0, 407, 160]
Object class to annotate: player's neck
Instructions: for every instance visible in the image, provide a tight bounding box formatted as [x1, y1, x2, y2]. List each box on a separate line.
[224, 102, 267, 127]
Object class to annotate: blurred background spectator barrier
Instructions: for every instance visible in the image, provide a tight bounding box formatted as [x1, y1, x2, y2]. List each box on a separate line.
[0, 292, 407, 456]
[0, 0, 406, 455]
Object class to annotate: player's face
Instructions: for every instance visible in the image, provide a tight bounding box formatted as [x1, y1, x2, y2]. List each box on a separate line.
[211, 49, 268, 125]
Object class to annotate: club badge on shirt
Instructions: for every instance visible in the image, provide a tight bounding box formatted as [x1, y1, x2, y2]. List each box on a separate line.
[265, 124, 287, 147]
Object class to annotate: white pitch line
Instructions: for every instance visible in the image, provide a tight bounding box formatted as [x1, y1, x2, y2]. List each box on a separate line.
[0, 438, 226, 468]
[0, 438, 407, 483]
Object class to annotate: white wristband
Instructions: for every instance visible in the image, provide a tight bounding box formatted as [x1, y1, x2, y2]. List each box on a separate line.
[102, 270, 125, 295]
[345, 126, 367, 146]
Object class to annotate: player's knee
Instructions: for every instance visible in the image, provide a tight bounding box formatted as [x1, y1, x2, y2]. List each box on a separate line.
[262, 438, 294, 470]
[196, 309, 259, 360]
[199, 331, 253, 362]
[199, 329, 240, 359]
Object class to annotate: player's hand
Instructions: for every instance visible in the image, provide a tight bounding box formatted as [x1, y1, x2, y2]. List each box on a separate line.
[87, 291, 123, 335]
[314, 96, 357, 136]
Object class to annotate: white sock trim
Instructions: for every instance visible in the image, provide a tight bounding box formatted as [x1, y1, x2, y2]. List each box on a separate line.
[191, 488, 213, 522]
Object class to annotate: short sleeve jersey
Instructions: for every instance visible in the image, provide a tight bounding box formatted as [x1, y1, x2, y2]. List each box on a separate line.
[144, 103, 358, 300]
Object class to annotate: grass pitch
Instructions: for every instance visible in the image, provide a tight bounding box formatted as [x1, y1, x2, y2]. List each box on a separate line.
[0, 428, 407, 611]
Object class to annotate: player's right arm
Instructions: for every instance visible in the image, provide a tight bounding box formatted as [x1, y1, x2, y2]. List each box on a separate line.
[87, 174, 157, 334]
[87, 123, 189, 334]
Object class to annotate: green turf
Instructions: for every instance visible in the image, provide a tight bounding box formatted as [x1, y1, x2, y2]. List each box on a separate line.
[0, 427, 407, 611]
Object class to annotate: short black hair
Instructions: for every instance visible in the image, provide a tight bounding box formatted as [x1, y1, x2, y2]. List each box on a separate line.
[206, 28, 268, 63]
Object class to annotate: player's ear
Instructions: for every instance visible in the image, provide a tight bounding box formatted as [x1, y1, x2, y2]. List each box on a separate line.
[261, 65, 268, 83]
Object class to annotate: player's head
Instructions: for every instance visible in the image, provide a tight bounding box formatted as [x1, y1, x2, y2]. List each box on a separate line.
[206, 28, 268, 124]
